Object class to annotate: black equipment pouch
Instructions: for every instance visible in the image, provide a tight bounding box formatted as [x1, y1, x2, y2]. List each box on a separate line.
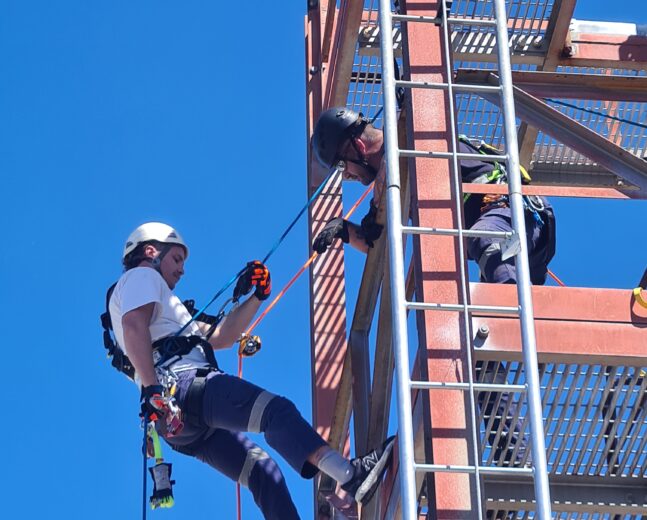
[542, 204, 557, 266]
[101, 283, 136, 380]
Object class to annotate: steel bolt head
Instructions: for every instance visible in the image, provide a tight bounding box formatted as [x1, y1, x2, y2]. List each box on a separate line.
[477, 324, 490, 339]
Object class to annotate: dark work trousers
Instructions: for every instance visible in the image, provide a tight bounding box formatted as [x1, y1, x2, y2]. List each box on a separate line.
[468, 208, 547, 467]
[467, 207, 549, 285]
[165, 369, 328, 520]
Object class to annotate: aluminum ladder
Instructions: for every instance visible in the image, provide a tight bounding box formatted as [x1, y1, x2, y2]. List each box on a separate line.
[377, 0, 553, 517]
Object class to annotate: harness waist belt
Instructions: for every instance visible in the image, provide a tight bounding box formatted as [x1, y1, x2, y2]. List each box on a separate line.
[152, 335, 219, 370]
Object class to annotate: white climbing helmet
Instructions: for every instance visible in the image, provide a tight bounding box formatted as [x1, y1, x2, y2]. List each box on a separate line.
[122, 222, 188, 260]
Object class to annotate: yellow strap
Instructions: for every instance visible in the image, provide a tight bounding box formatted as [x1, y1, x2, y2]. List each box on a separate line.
[148, 422, 164, 462]
[633, 287, 647, 309]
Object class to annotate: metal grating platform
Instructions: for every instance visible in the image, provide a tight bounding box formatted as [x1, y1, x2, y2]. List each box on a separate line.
[347, 0, 647, 187]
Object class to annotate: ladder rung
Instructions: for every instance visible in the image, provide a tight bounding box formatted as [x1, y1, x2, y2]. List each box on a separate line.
[414, 463, 533, 476]
[399, 149, 508, 162]
[406, 301, 520, 315]
[395, 79, 502, 94]
[392, 14, 497, 27]
[410, 381, 526, 393]
[402, 226, 513, 240]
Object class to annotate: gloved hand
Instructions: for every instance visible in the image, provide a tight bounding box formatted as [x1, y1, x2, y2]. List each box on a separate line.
[233, 260, 272, 302]
[312, 217, 349, 254]
[359, 200, 383, 248]
[149, 462, 175, 509]
[141, 385, 183, 436]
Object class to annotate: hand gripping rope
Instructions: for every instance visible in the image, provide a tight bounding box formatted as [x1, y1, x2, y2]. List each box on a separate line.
[172, 167, 339, 340]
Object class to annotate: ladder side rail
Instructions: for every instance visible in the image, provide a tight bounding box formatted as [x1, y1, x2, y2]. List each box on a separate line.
[492, 0, 552, 517]
[378, 0, 417, 518]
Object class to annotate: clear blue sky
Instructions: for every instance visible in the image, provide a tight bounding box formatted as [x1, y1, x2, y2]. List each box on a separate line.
[0, 1, 645, 519]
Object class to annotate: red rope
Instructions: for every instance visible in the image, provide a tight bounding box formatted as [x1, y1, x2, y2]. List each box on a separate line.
[547, 268, 566, 287]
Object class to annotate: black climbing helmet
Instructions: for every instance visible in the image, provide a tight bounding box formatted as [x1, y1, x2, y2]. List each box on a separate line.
[312, 107, 369, 169]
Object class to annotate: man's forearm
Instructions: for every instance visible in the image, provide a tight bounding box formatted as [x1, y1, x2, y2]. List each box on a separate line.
[347, 221, 370, 254]
[208, 295, 262, 349]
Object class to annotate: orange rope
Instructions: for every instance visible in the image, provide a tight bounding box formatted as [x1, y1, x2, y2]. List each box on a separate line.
[244, 182, 374, 339]
[547, 268, 566, 287]
[234, 182, 374, 518]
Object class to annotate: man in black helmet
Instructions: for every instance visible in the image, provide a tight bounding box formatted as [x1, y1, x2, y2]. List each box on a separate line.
[310, 106, 555, 287]
[311, 107, 558, 472]
[311, 107, 387, 254]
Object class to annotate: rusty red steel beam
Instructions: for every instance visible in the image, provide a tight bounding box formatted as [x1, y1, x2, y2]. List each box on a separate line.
[470, 284, 647, 324]
[472, 318, 647, 365]
[305, 4, 352, 518]
[399, 0, 478, 517]
[563, 32, 647, 69]
[470, 283, 647, 364]
[462, 183, 647, 200]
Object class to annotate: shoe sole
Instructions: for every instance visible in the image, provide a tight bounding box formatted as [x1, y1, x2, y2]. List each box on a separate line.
[355, 437, 396, 504]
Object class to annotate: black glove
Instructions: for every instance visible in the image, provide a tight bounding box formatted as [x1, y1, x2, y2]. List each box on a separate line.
[141, 385, 183, 436]
[149, 462, 175, 509]
[359, 200, 383, 248]
[312, 217, 349, 254]
[233, 260, 272, 301]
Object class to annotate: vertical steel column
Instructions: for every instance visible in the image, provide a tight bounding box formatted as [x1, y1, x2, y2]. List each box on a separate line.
[378, 1, 417, 519]
[492, 0, 552, 517]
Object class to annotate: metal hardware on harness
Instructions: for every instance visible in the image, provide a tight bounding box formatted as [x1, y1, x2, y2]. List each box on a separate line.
[238, 333, 262, 357]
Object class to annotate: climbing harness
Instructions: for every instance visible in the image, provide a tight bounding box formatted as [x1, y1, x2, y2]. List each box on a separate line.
[458, 135, 537, 216]
[100, 288, 224, 381]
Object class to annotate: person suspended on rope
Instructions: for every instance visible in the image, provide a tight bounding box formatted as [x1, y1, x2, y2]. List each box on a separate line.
[103, 222, 395, 520]
[310, 106, 556, 286]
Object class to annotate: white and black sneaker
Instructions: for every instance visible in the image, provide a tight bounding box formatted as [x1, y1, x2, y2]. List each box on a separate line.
[341, 436, 396, 504]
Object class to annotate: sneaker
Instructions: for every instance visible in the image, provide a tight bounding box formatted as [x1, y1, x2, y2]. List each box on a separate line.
[341, 436, 396, 504]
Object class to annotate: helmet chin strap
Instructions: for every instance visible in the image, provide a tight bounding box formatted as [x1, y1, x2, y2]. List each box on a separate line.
[148, 244, 172, 275]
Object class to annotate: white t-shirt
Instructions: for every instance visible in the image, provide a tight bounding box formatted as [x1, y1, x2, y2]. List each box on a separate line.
[109, 267, 209, 381]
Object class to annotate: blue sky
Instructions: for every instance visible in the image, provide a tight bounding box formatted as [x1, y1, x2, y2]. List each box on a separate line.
[0, 1, 645, 519]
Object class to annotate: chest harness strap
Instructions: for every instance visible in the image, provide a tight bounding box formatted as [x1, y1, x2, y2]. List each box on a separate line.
[458, 135, 545, 224]
[100, 285, 223, 381]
